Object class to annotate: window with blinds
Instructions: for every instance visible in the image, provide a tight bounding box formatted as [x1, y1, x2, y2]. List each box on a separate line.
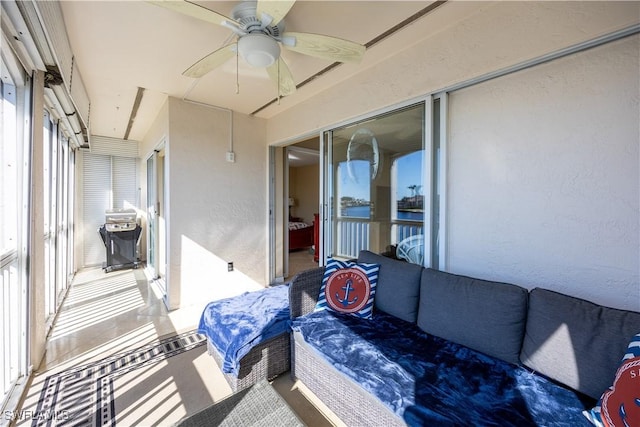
[82, 151, 139, 267]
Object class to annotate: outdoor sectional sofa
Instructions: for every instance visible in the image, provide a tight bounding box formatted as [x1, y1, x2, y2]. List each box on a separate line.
[288, 250, 640, 426]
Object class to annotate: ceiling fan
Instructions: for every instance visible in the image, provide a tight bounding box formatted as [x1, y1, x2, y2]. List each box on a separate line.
[150, 0, 366, 97]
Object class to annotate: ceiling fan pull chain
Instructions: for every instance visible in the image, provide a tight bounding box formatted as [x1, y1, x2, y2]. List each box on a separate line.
[277, 59, 281, 105]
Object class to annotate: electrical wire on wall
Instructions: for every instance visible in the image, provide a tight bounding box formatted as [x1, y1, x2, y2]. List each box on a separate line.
[182, 80, 235, 162]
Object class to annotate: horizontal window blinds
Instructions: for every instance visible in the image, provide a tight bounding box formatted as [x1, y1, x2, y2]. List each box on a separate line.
[82, 151, 138, 267]
[90, 135, 139, 158]
[113, 157, 138, 210]
[82, 152, 110, 267]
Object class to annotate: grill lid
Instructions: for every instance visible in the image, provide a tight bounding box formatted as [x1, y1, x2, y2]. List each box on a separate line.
[105, 208, 137, 224]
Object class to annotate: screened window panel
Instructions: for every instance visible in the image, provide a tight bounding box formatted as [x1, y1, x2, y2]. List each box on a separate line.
[0, 46, 31, 413]
[1, 80, 18, 256]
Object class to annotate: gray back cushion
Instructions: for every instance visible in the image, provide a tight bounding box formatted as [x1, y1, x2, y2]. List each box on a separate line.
[520, 288, 640, 399]
[418, 269, 529, 365]
[357, 251, 422, 323]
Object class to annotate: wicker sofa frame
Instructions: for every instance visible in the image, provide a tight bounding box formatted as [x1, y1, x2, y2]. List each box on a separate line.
[288, 267, 403, 425]
[206, 322, 291, 393]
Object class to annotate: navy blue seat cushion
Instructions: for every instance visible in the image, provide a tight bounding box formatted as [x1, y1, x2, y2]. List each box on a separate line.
[358, 250, 422, 323]
[292, 310, 593, 426]
[520, 288, 640, 400]
[418, 268, 529, 365]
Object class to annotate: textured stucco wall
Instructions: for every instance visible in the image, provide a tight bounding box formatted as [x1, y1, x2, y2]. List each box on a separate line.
[139, 99, 268, 310]
[166, 99, 267, 309]
[266, 1, 639, 143]
[447, 35, 639, 311]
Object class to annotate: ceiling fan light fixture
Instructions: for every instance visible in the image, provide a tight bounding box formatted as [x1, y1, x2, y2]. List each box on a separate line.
[238, 33, 281, 68]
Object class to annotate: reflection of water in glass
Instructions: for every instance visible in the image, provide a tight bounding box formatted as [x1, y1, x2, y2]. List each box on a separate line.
[397, 210, 423, 221]
[341, 205, 370, 218]
[341, 206, 424, 221]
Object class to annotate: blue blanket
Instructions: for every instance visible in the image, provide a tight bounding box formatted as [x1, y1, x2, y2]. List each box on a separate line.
[292, 310, 594, 426]
[198, 285, 290, 376]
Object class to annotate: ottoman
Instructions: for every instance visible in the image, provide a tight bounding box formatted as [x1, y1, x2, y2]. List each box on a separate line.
[207, 333, 290, 392]
[198, 285, 291, 392]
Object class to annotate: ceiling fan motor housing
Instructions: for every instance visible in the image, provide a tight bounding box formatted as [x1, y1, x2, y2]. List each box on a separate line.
[232, 1, 286, 68]
[238, 33, 281, 67]
[232, 1, 285, 37]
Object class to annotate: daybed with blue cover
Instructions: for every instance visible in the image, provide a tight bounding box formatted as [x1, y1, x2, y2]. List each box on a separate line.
[289, 250, 640, 426]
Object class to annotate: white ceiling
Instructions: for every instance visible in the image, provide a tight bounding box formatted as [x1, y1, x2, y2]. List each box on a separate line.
[58, 1, 444, 142]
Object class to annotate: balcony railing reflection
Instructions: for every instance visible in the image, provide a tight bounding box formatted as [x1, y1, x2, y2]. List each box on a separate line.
[335, 218, 370, 259]
[392, 220, 423, 243]
[334, 218, 423, 259]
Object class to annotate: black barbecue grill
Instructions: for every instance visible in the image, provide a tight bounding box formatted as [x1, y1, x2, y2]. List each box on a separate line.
[99, 208, 141, 273]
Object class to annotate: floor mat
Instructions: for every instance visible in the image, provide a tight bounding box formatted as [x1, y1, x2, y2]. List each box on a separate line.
[31, 331, 208, 426]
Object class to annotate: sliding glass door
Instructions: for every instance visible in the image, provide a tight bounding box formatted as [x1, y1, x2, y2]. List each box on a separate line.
[146, 148, 166, 294]
[324, 103, 430, 265]
[146, 153, 157, 279]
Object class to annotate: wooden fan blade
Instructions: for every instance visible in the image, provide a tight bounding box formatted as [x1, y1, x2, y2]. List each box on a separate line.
[266, 58, 296, 96]
[256, 0, 296, 26]
[183, 44, 236, 78]
[283, 32, 365, 63]
[147, 0, 239, 27]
